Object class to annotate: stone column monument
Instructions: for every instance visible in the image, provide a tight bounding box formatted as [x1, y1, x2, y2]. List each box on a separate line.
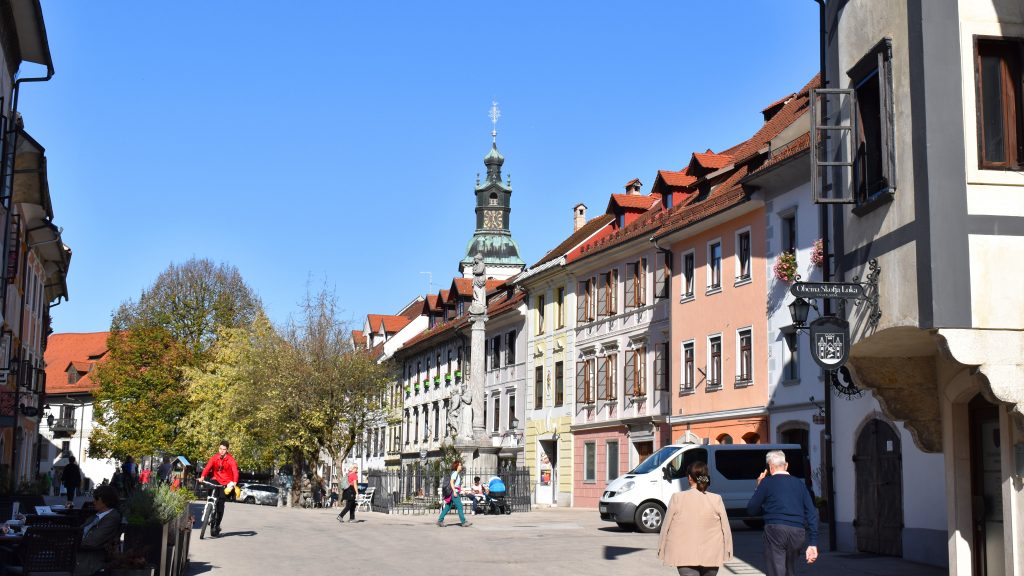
[468, 254, 487, 442]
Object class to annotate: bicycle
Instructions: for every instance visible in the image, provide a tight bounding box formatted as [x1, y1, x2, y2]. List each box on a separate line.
[197, 480, 222, 539]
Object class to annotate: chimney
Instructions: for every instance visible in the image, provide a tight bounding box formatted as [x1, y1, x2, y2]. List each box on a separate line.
[573, 203, 587, 232]
[624, 178, 642, 195]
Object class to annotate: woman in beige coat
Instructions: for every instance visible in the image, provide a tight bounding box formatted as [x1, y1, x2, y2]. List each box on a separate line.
[658, 461, 734, 576]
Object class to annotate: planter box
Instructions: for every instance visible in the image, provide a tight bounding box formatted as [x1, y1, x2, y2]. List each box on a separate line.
[122, 508, 191, 576]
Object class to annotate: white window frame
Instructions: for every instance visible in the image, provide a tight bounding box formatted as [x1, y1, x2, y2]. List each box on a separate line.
[707, 333, 723, 390]
[735, 327, 753, 386]
[734, 226, 752, 285]
[706, 238, 723, 293]
[680, 339, 695, 394]
[680, 248, 695, 301]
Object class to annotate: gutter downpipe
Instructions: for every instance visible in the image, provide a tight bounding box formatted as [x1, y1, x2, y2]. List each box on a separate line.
[3, 48, 55, 494]
[814, 0, 838, 553]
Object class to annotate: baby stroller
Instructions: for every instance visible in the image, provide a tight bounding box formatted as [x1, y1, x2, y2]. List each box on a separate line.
[483, 491, 512, 515]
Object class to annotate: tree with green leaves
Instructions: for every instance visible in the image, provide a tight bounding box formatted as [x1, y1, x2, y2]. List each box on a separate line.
[91, 258, 261, 460]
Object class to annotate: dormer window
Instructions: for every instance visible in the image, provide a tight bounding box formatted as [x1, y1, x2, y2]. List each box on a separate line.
[616, 213, 625, 228]
[67, 368, 79, 385]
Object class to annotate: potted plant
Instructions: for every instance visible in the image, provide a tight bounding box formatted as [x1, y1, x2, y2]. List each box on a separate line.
[444, 373, 452, 383]
[774, 251, 798, 283]
[811, 239, 825, 268]
[121, 484, 192, 575]
[454, 370, 462, 379]
[405, 385, 411, 396]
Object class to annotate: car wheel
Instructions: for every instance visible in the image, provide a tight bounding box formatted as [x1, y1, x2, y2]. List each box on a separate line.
[634, 502, 665, 533]
[244, 496, 255, 504]
[616, 522, 634, 532]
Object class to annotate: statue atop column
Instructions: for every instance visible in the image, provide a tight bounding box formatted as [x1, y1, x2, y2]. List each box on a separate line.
[447, 382, 471, 439]
[470, 253, 487, 315]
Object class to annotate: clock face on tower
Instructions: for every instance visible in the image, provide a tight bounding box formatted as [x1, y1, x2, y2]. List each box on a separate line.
[483, 210, 502, 229]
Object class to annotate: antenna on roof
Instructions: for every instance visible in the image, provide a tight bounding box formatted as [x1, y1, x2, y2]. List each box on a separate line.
[419, 271, 434, 294]
[489, 101, 501, 144]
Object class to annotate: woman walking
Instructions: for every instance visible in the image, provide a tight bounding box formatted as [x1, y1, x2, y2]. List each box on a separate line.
[436, 460, 472, 528]
[658, 461, 733, 576]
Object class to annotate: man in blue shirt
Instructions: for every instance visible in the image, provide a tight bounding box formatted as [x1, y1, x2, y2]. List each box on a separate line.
[746, 450, 819, 576]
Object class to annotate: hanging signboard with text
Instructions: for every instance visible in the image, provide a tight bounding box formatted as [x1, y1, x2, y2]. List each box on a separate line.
[809, 317, 850, 370]
[790, 282, 864, 300]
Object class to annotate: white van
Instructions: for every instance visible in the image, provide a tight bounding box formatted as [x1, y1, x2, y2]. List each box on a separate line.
[598, 443, 809, 533]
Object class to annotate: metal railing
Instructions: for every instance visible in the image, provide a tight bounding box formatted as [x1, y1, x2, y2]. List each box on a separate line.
[50, 418, 77, 432]
[367, 466, 532, 515]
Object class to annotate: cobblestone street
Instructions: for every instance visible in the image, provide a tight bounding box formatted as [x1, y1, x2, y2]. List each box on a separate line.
[185, 502, 945, 576]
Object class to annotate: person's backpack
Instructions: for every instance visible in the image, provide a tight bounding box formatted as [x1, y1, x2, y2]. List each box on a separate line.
[442, 482, 453, 500]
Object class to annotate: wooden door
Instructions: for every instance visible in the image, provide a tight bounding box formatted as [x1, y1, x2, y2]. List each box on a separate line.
[854, 419, 903, 556]
[635, 441, 653, 469]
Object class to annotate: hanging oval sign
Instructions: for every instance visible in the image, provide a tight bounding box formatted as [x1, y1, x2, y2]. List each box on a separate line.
[809, 316, 850, 370]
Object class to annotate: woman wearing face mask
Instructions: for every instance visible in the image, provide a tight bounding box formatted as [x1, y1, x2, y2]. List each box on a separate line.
[658, 461, 733, 576]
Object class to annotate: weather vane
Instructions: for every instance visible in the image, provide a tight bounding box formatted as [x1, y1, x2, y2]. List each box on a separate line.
[489, 101, 501, 143]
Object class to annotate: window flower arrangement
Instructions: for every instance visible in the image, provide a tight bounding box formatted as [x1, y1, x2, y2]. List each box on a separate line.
[811, 239, 825, 268]
[774, 251, 798, 283]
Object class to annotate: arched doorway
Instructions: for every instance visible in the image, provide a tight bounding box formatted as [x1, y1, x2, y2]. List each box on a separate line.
[854, 418, 903, 556]
[969, 394, 1003, 576]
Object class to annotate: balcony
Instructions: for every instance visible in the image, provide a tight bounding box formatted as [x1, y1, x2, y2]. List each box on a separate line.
[50, 417, 77, 434]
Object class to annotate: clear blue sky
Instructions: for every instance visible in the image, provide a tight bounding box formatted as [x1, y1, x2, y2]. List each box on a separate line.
[23, 1, 820, 334]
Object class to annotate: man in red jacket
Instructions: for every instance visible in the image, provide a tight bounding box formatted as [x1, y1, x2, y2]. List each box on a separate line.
[199, 440, 239, 537]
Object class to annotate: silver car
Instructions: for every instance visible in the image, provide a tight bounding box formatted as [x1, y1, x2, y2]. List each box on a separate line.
[239, 483, 279, 506]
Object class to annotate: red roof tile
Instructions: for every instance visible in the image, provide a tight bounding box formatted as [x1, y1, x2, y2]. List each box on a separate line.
[45, 332, 110, 395]
[397, 299, 423, 320]
[451, 278, 472, 297]
[657, 170, 697, 188]
[351, 330, 366, 347]
[380, 315, 411, 333]
[425, 294, 440, 311]
[691, 151, 734, 171]
[609, 194, 658, 212]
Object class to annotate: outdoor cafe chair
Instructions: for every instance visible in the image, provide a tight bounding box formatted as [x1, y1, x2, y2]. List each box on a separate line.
[6, 525, 80, 576]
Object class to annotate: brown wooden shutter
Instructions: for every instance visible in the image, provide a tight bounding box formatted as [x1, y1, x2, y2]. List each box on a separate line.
[577, 281, 588, 322]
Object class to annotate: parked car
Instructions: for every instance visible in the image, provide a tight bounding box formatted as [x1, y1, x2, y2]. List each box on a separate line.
[599, 443, 809, 533]
[239, 483, 279, 506]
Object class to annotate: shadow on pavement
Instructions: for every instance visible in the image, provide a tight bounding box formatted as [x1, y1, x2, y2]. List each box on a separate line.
[185, 561, 215, 575]
[218, 530, 258, 538]
[603, 546, 646, 560]
[597, 526, 633, 533]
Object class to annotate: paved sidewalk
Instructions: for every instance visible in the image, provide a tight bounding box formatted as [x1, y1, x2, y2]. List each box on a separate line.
[185, 503, 945, 576]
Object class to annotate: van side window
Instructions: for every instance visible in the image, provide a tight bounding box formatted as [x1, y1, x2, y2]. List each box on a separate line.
[668, 448, 707, 480]
[714, 450, 771, 480]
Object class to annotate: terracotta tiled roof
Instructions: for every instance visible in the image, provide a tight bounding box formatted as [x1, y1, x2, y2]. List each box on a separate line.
[609, 194, 658, 211]
[398, 288, 526, 353]
[656, 170, 697, 188]
[380, 315, 411, 333]
[486, 279, 505, 292]
[691, 151, 734, 171]
[753, 132, 810, 174]
[44, 332, 110, 395]
[366, 314, 384, 332]
[351, 330, 366, 347]
[570, 76, 818, 262]
[532, 214, 616, 268]
[762, 93, 795, 115]
[425, 294, 440, 311]
[451, 278, 472, 297]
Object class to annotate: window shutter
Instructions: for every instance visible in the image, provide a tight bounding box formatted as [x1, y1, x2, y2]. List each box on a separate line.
[607, 356, 617, 400]
[625, 264, 635, 309]
[638, 348, 647, 395]
[576, 361, 586, 404]
[624, 350, 635, 396]
[577, 281, 588, 322]
[810, 87, 857, 203]
[654, 345, 664, 391]
[655, 252, 666, 298]
[597, 274, 607, 317]
[597, 358, 607, 401]
[610, 269, 618, 314]
[639, 258, 647, 305]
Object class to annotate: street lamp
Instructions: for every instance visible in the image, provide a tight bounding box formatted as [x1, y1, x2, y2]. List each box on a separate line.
[505, 418, 522, 446]
[788, 297, 811, 327]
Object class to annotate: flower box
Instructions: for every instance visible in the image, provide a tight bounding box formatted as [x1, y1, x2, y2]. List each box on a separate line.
[774, 251, 798, 283]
